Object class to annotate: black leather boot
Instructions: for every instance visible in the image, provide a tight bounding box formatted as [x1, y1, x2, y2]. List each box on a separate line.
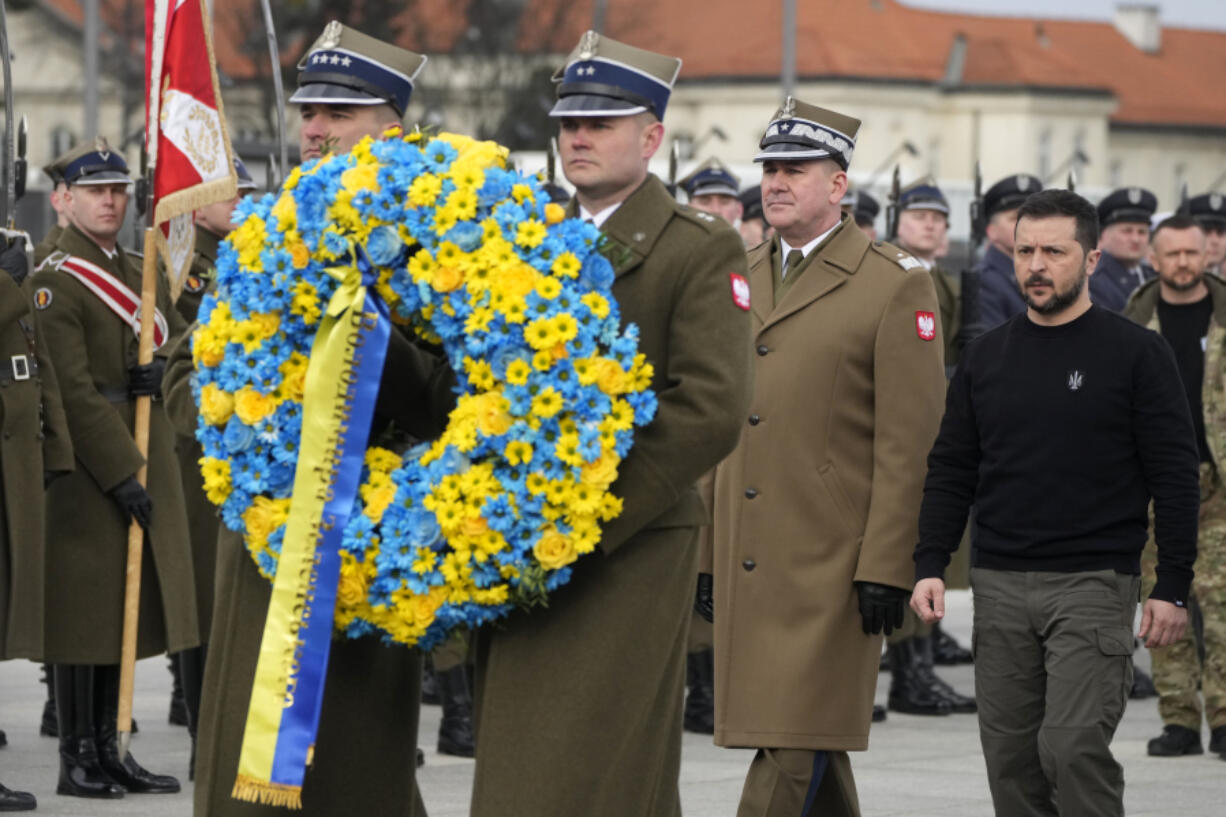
[54, 665, 124, 799]
[684, 649, 716, 734]
[94, 664, 180, 794]
[913, 637, 977, 713]
[887, 640, 952, 715]
[167, 655, 188, 727]
[871, 704, 887, 723]
[177, 645, 208, 781]
[0, 729, 5, 748]
[1147, 725, 1203, 757]
[1131, 666, 1158, 699]
[421, 660, 440, 706]
[1210, 724, 1226, 755]
[435, 665, 475, 757]
[0, 782, 36, 811]
[931, 622, 973, 665]
[40, 664, 58, 737]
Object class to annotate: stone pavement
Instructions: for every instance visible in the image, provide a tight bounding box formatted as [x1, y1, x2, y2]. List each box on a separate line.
[1, 591, 1222, 816]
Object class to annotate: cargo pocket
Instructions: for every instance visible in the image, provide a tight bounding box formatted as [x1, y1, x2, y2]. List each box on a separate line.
[1096, 625, 1134, 727]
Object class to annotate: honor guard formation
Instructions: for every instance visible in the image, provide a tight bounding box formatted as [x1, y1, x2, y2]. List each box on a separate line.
[0, 10, 1223, 817]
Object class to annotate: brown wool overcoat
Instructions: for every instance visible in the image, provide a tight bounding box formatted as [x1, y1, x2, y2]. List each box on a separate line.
[712, 218, 946, 752]
[0, 273, 73, 660]
[164, 316, 455, 817]
[31, 225, 199, 663]
[470, 175, 753, 817]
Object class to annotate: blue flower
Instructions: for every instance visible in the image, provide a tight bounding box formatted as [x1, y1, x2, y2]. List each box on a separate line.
[367, 225, 406, 266]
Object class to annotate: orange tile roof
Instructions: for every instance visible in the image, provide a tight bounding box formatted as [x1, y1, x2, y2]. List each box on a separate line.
[38, 0, 1226, 129]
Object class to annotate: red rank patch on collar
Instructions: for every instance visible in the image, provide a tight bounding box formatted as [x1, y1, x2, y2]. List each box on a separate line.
[915, 311, 936, 341]
[730, 273, 751, 311]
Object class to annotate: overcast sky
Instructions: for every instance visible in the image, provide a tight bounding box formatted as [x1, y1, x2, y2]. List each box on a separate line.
[900, 0, 1226, 31]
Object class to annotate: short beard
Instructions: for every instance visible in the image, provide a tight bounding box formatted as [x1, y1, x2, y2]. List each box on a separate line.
[1163, 271, 1204, 293]
[1023, 267, 1087, 315]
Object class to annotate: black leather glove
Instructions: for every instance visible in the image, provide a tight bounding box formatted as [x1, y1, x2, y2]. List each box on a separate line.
[128, 357, 166, 399]
[0, 238, 29, 285]
[109, 476, 153, 529]
[855, 581, 909, 636]
[694, 572, 714, 623]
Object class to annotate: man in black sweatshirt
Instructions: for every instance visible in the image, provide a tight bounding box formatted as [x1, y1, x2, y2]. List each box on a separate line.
[911, 189, 1199, 817]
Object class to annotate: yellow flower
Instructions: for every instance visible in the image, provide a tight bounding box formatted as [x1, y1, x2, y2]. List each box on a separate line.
[526, 472, 548, 495]
[199, 457, 232, 504]
[552, 252, 581, 278]
[602, 398, 634, 432]
[230, 216, 268, 271]
[199, 383, 235, 426]
[581, 292, 610, 319]
[408, 249, 437, 283]
[544, 202, 566, 225]
[271, 193, 297, 230]
[551, 313, 578, 343]
[234, 386, 278, 424]
[525, 317, 559, 351]
[554, 432, 586, 467]
[599, 492, 624, 521]
[494, 262, 539, 298]
[532, 350, 554, 371]
[534, 528, 577, 570]
[409, 174, 442, 207]
[531, 387, 563, 418]
[251, 312, 280, 339]
[342, 163, 379, 193]
[433, 265, 464, 292]
[505, 359, 531, 385]
[581, 453, 620, 487]
[337, 552, 368, 608]
[464, 307, 495, 335]
[515, 219, 547, 249]
[476, 393, 512, 436]
[505, 440, 533, 465]
[244, 496, 290, 542]
[535, 277, 562, 300]
[512, 183, 536, 204]
[192, 326, 225, 368]
[446, 188, 478, 220]
[595, 359, 628, 396]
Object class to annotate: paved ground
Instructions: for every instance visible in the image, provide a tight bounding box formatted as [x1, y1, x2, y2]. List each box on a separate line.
[1, 591, 1222, 815]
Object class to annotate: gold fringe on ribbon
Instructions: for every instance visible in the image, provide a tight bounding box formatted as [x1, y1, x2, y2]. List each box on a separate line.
[232, 774, 304, 810]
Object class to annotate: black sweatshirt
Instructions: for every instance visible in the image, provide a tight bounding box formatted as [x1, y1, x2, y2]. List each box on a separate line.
[914, 305, 1200, 604]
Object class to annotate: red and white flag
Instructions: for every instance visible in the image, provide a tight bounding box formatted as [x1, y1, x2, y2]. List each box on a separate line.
[145, 0, 237, 299]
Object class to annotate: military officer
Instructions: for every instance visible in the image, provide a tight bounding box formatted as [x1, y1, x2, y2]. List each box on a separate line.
[705, 98, 945, 817]
[1093, 186, 1157, 311]
[469, 32, 752, 817]
[883, 177, 976, 718]
[0, 200, 73, 812]
[167, 155, 258, 775]
[31, 139, 197, 798]
[843, 188, 880, 240]
[163, 23, 449, 817]
[976, 173, 1042, 331]
[1182, 192, 1226, 277]
[1124, 215, 1226, 759]
[677, 154, 747, 734]
[680, 157, 743, 228]
[34, 162, 71, 268]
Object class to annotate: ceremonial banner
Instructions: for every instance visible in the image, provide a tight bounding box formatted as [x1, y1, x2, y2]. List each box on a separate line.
[232, 250, 393, 808]
[145, 0, 238, 298]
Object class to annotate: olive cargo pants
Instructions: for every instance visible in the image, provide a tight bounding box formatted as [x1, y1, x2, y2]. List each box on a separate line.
[971, 568, 1138, 817]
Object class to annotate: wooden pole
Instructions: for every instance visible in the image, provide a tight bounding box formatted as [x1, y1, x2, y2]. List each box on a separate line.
[117, 225, 159, 758]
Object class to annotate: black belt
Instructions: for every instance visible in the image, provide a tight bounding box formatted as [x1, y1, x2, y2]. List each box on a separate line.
[0, 354, 38, 387]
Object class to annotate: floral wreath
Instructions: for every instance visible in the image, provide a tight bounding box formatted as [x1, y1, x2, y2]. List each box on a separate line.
[190, 129, 656, 649]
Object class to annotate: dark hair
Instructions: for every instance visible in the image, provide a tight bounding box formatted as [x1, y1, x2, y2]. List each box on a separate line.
[1014, 189, 1099, 254]
[1151, 213, 1203, 243]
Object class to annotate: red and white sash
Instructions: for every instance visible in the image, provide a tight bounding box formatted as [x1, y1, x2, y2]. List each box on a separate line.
[55, 254, 168, 350]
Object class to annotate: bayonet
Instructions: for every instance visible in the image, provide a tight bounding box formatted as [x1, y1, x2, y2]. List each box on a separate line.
[14, 113, 25, 202]
[266, 152, 280, 193]
[669, 141, 679, 193]
[885, 164, 901, 242]
[1067, 169, 1077, 193]
[546, 137, 558, 186]
[969, 161, 985, 247]
[259, 0, 288, 180]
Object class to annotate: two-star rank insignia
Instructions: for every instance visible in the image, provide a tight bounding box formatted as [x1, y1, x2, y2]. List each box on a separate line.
[730, 273, 751, 311]
[915, 311, 936, 341]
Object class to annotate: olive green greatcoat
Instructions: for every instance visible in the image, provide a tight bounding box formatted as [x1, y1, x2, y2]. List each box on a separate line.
[164, 320, 454, 817]
[712, 219, 946, 752]
[928, 262, 960, 372]
[173, 225, 221, 632]
[30, 225, 199, 664]
[0, 273, 73, 660]
[470, 175, 753, 817]
[33, 224, 63, 269]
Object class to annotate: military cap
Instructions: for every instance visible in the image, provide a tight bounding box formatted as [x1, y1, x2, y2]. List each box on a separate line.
[739, 185, 763, 222]
[290, 21, 427, 117]
[550, 30, 682, 119]
[754, 96, 860, 169]
[541, 182, 571, 205]
[679, 157, 740, 199]
[1097, 186, 1157, 227]
[848, 189, 880, 226]
[899, 176, 949, 215]
[1180, 192, 1226, 229]
[234, 157, 258, 192]
[50, 137, 132, 186]
[983, 173, 1042, 218]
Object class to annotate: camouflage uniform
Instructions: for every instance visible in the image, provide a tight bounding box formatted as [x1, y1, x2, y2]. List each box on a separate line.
[1130, 278, 1226, 733]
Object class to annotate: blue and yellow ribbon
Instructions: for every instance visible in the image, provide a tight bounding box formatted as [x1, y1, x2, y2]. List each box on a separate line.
[232, 249, 391, 809]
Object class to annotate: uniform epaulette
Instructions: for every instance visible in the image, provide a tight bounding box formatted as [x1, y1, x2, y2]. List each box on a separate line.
[869, 239, 926, 273]
[673, 204, 723, 233]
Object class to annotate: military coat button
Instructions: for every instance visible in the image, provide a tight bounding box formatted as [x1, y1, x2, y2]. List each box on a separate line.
[748, 414, 760, 425]
[756, 344, 769, 356]
[742, 559, 756, 572]
[745, 487, 758, 499]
